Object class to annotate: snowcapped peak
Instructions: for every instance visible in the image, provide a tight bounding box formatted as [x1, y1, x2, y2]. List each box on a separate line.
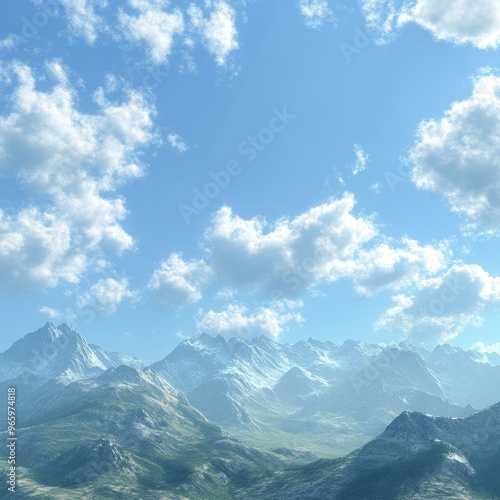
[57, 322, 76, 334]
[43, 322, 64, 339]
[340, 339, 358, 349]
[0, 324, 146, 386]
[97, 364, 143, 384]
[432, 344, 459, 356]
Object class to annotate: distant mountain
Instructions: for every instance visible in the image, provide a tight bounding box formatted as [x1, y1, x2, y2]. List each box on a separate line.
[1, 324, 499, 498]
[237, 402, 500, 499]
[0, 322, 146, 387]
[151, 334, 494, 455]
[2, 364, 286, 499]
[428, 344, 500, 408]
[2, 324, 499, 460]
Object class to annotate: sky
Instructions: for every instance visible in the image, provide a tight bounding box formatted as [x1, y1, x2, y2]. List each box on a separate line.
[0, 0, 500, 363]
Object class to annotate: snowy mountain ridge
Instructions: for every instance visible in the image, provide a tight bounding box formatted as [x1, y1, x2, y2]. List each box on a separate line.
[0, 322, 146, 385]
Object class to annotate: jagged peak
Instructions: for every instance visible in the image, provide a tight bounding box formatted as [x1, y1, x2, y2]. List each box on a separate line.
[433, 344, 460, 355]
[57, 322, 76, 334]
[192, 332, 228, 346]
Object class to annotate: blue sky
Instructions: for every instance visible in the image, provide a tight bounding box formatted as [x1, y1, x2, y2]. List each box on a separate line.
[1, 0, 500, 362]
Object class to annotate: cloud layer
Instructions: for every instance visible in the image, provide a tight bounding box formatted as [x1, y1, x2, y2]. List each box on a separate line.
[148, 194, 451, 340]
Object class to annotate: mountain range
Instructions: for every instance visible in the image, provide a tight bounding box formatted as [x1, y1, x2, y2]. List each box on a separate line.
[1, 323, 499, 498]
[4, 362, 286, 499]
[151, 332, 499, 455]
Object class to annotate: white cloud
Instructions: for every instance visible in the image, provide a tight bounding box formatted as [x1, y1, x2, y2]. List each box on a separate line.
[167, 133, 188, 153]
[147, 253, 213, 309]
[411, 0, 500, 49]
[203, 193, 377, 298]
[352, 144, 369, 175]
[361, 0, 403, 44]
[298, 0, 335, 29]
[352, 238, 449, 296]
[0, 207, 85, 290]
[0, 61, 155, 290]
[362, 0, 500, 48]
[409, 73, 500, 234]
[34, 0, 108, 44]
[193, 194, 448, 302]
[470, 342, 500, 355]
[0, 35, 20, 50]
[375, 264, 500, 345]
[119, 0, 184, 64]
[188, 1, 239, 66]
[78, 277, 136, 314]
[196, 302, 303, 340]
[150, 194, 451, 340]
[38, 306, 63, 319]
[31, 0, 239, 69]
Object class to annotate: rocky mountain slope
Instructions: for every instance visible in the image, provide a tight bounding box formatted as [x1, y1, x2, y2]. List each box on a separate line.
[151, 334, 497, 455]
[237, 402, 500, 499]
[0, 363, 286, 499]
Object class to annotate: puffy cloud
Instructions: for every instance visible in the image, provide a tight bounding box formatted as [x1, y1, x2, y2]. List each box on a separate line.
[118, 0, 184, 64]
[0, 35, 20, 50]
[78, 278, 137, 314]
[167, 133, 188, 153]
[352, 238, 449, 296]
[298, 0, 335, 29]
[196, 302, 303, 340]
[470, 342, 500, 355]
[188, 1, 238, 66]
[203, 193, 377, 298]
[0, 61, 155, 290]
[0, 207, 84, 290]
[375, 264, 500, 345]
[411, 0, 500, 49]
[147, 253, 213, 309]
[36, 0, 108, 44]
[362, 0, 500, 48]
[409, 73, 500, 234]
[150, 194, 451, 340]
[38, 306, 63, 319]
[165, 193, 447, 304]
[352, 144, 369, 175]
